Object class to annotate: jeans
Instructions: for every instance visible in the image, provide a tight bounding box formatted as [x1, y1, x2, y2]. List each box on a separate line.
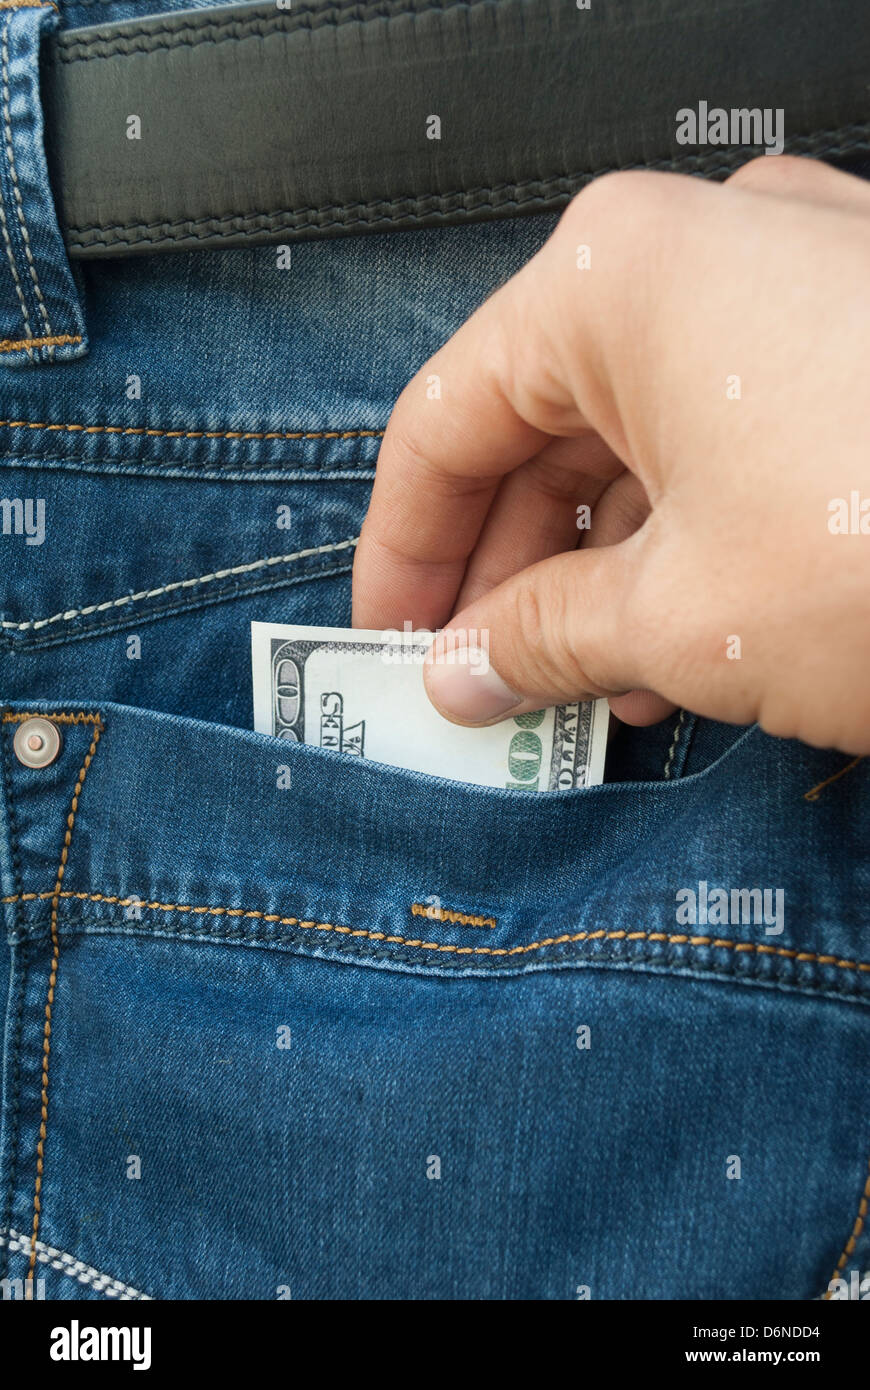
[0, 0, 868, 1302]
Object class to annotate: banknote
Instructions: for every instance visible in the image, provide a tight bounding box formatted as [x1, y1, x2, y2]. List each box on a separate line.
[251, 622, 608, 791]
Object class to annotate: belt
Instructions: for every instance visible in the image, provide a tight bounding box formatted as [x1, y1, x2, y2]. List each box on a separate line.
[38, 0, 870, 259]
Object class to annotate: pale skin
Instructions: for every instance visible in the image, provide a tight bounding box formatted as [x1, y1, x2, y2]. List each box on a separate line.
[352, 156, 870, 757]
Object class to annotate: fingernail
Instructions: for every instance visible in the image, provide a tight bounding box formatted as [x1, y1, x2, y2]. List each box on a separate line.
[424, 642, 523, 723]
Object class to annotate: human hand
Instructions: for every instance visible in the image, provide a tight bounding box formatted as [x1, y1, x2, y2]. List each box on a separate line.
[352, 157, 870, 755]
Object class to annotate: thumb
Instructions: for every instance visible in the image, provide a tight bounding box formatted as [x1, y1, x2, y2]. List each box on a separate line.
[423, 533, 666, 725]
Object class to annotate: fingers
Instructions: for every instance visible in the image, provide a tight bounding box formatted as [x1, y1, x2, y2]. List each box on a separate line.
[580, 470, 677, 725]
[453, 433, 625, 612]
[351, 265, 559, 630]
[423, 527, 674, 725]
[352, 169, 667, 630]
[354, 159, 870, 635]
[578, 469, 651, 552]
[357, 159, 870, 753]
[451, 446, 676, 727]
[728, 154, 870, 213]
[608, 688, 677, 726]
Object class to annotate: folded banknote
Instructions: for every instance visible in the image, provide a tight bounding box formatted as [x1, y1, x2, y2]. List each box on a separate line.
[251, 622, 608, 791]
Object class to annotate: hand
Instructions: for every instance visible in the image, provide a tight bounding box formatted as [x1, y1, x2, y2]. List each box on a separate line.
[352, 157, 870, 755]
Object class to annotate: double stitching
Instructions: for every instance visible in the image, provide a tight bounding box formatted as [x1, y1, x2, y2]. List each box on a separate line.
[63, 125, 870, 254]
[0, 535, 359, 633]
[0, 14, 32, 358]
[54, 0, 486, 62]
[0, 4, 63, 360]
[15, 713, 104, 1280]
[0, 1227, 152, 1299]
[0, 10, 52, 343]
[0, 417, 384, 443]
[0, 704, 25, 1283]
[0, 2, 77, 358]
[3, 887, 870, 977]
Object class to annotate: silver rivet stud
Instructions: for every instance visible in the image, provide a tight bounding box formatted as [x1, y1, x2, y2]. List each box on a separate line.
[13, 717, 62, 769]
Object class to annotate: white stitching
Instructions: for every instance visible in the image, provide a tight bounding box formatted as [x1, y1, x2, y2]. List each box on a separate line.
[0, 18, 34, 359]
[0, 535, 359, 631]
[0, 1227, 153, 1299]
[0, 14, 54, 351]
[663, 708, 686, 780]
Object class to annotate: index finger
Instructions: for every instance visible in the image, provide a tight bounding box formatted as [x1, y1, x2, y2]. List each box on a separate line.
[351, 168, 681, 630]
[351, 255, 574, 630]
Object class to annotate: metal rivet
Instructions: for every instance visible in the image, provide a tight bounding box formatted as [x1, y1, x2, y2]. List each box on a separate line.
[13, 717, 62, 769]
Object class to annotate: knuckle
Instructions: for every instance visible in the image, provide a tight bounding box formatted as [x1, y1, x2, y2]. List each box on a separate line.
[557, 170, 678, 293]
[508, 569, 590, 697]
[384, 410, 432, 476]
[560, 173, 639, 263]
[566, 169, 674, 232]
[567, 170, 645, 225]
[510, 573, 547, 665]
[728, 154, 772, 188]
[728, 153, 808, 193]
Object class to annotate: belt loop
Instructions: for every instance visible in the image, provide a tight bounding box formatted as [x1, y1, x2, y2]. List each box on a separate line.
[0, 0, 86, 368]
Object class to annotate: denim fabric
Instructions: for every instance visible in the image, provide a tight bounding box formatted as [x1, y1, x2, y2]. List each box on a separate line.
[1, 701, 869, 1300]
[0, 2, 85, 367]
[0, 0, 868, 1303]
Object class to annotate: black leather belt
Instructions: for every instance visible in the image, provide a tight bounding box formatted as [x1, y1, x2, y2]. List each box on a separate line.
[39, 0, 870, 260]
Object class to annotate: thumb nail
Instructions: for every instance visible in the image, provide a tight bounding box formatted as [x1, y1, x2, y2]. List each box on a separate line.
[424, 640, 522, 724]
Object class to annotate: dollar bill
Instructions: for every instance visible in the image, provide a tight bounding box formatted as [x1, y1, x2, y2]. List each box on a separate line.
[251, 622, 608, 791]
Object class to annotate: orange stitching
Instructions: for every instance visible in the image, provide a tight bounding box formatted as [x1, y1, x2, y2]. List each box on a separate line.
[0, 334, 80, 353]
[411, 903, 496, 929]
[0, 418, 384, 443]
[26, 718, 103, 1280]
[804, 757, 864, 802]
[823, 1156, 870, 1299]
[5, 888, 870, 974]
[2, 711, 103, 726]
[0, 2, 58, 10]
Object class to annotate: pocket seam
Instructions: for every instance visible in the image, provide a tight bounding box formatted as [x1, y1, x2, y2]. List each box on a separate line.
[6, 886, 870, 978]
[0, 1226, 153, 1300]
[0, 416, 383, 444]
[821, 1156, 870, 1299]
[0, 711, 104, 1283]
[0, 535, 358, 635]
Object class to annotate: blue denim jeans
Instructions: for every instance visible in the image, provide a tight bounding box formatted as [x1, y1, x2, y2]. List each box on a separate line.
[1, 0, 868, 1302]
